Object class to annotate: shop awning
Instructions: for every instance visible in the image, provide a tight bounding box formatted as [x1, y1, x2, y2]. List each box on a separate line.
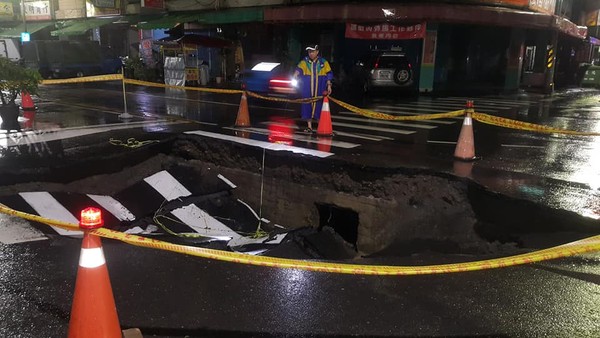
[136, 13, 200, 30]
[177, 34, 233, 48]
[50, 17, 116, 37]
[0, 21, 55, 38]
[196, 7, 263, 24]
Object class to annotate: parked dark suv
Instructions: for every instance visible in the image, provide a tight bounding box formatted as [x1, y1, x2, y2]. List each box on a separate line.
[353, 50, 415, 94]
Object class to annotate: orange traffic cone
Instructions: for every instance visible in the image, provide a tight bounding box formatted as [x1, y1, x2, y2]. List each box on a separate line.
[317, 138, 332, 153]
[454, 100, 476, 161]
[23, 110, 35, 130]
[235, 92, 251, 127]
[453, 161, 474, 178]
[20, 91, 35, 111]
[68, 207, 121, 338]
[316, 96, 333, 137]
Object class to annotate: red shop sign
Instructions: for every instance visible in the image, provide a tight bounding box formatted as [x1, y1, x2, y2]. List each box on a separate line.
[345, 23, 426, 40]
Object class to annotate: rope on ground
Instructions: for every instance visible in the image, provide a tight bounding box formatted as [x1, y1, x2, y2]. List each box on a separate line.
[472, 112, 600, 136]
[329, 96, 465, 121]
[1, 203, 599, 276]
[109, 138, 160, 148]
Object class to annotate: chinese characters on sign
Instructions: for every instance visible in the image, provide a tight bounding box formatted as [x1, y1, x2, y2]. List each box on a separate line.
[0, 2, 13, 16]
[24, 1, 51, 21]
[345, 23, 426, 40]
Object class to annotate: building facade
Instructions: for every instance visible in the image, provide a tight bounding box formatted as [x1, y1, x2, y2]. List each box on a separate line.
[0, 0, 597, 93]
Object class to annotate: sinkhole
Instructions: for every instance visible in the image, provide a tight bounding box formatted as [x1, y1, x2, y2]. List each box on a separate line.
[1, 134, 598, 260]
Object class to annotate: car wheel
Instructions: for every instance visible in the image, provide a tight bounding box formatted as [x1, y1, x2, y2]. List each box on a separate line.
[393, 68, 411, 85]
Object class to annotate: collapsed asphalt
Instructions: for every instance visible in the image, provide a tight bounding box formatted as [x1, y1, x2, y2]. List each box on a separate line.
[1, 132, 598, 261]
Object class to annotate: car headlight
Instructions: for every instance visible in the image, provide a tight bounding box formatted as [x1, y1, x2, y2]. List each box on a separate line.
[291, 78, 298, 87]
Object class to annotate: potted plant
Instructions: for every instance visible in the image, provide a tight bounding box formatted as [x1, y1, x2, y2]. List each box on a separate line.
[0, 56, 41, 131]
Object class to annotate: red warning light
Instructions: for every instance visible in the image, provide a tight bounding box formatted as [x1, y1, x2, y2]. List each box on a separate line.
[79, 207, 104, 229]
[466, 100, 474, 109]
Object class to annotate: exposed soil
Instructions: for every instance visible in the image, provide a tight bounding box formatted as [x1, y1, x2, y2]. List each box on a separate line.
[1, 134, 598, 258]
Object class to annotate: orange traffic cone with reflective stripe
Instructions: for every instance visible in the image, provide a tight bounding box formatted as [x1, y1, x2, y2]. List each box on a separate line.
[316, 95, 334, 137]
[454, 100, 476, 161]
[235, 92, 251, 127]
[68, 207, 121, 338]
[20, 91, 35, 111]
[23, 110, 35, 130]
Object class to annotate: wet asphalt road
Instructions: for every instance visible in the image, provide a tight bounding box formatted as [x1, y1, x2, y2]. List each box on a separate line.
[2, 234, 599, 337]
[0, 83, 600, 337]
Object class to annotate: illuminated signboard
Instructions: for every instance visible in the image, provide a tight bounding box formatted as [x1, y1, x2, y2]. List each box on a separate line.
[345, 23, 426, 40]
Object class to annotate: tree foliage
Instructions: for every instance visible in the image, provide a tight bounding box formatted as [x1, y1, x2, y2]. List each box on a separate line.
[0, 57, 41, 106]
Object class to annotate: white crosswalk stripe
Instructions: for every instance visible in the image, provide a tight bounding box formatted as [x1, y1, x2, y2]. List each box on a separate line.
[181, 96, 536, 158]
[1, 170, 287, 251]
[332, 115, 438, 130]
[18, 192, 82, 237]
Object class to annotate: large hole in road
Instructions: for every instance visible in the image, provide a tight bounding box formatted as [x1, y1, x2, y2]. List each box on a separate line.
[1, 134, 599, 260]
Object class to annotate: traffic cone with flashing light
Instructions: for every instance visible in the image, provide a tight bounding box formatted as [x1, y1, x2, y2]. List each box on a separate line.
[235, 92, 251, 127]
[68, 207, 121, 338]
[20, 91, 35, 111]
[316, 94, 333, 137]
[454, 100, 476, 161]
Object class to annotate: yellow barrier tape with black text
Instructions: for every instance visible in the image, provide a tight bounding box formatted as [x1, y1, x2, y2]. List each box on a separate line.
[41, 74, 124, 85]
[38, 74, 600, 135]
[472, 112, 600, 136]
[124, 78, 244, 95]
[245, 90, 321, 104]
[1, 204, 599, 276]
[329, 96, 465, 121]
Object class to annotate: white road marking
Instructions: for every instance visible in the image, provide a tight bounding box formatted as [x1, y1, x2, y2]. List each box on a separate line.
[225, 126, 360, 149]
[0, 120, 184, 147]
[144, 170, 192, 201]
[332, 116, 438, 129]
[218, 174, 237, 189]
[18, 192, 82, 236]
[87, 195, 136, 221]
[501, 144, 546, 149]
[330, 122, 417, 135]
[0, 213, 47, 244]
[171, 204, 241, 240]
[185, 130, 334, 158]
[427, 140, 457, 145]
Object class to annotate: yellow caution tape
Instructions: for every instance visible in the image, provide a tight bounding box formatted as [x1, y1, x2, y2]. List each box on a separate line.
[37, 74, 600, 136]
[245, 90, 321, 104]
[41, 74, 123, 85]
[124, 78, 244, 95]
[109, 138, 160, 148]
[2, 203, 599, 276]
[473, 112, 600, 136]
[329, 96, 465, 121]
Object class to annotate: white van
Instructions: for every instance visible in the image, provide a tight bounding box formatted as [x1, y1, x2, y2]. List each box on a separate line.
[0, 39, 21, 61]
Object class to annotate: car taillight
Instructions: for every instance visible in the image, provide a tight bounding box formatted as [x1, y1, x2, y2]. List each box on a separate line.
[269, 78, 292, 87]
[374, 57, 380, 69]
[269, 77, 297, 94]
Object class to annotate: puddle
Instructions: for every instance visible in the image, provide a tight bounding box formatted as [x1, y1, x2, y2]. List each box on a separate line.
[0, 134, 599, 259]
